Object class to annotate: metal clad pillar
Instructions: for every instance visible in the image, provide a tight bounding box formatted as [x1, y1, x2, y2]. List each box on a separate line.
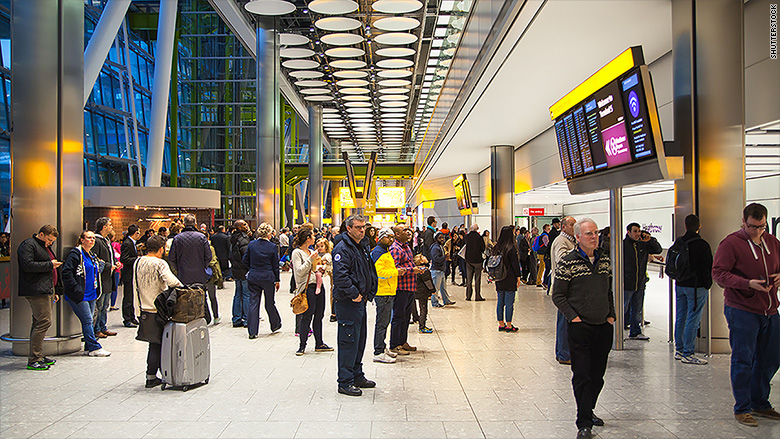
[83, 0, 132, 106]
[255, 17, 281, 229]
[308, 106, 323, 228]
[490, 145, 514, 236]
[7, 0, 84, 355]
[610, 188, 624, 350]
[331, 180, 342, 228]
[673, 0, 745, 354]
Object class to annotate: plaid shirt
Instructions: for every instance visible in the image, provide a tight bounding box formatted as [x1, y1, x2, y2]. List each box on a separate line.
[389, 240, 415, 291]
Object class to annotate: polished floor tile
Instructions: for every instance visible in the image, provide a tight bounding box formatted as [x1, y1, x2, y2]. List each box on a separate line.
[1, 273, 779, 438]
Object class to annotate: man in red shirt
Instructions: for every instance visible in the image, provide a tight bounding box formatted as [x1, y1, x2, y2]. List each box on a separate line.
[389, 224, 424, 355]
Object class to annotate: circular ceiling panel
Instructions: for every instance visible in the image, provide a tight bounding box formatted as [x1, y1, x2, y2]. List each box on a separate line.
[280, 48, 315, 58]
[340, 87, 370, 94]
[325, 47, 366, 58]
[333, 70, 368, 79]
[377, 69, 412, 78]
[299, 88, 331, 95]
[376, 47, 415, 57]
[380, 101, 407, 107]
[382, 107, 407, 112]
[309, 0, 358, 14]
[378, 79, 411, 87]
[353, 126, 376, 131]
[379, 87, 410, 94]
[323, 107, 339, 113]
[337, 79, 369, 87]
[379, 94, 409, 101]
[345, 101, 371, 107]
[376, 58, 414, 69]
[289, 70, 324, 79]
[329, 59, 366, 69]
[346, 107, 372, 113]
[280, 33, 310, 46]
[321, 33, 365, 46]
[282, 59, 319, 69]
[343, 95, 371, 101]
[373, 32, 418, 46]
[304, 95, 334, 101]
[295, 80, 327, 87]
[381, 117, 406, 122]
[373, 17, 420, 32]
[372, 0, 422, 14]
[315, 17, 361, 32]
[349, 113, 373, 118]
[245, 0, 296, 15]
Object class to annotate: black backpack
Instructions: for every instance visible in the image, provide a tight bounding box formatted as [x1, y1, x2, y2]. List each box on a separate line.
[485, 252, 508, 283]
[665, 237, 702, 280]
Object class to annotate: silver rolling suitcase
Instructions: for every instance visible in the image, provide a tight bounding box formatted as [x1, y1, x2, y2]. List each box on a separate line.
[160, 318, 210, 391]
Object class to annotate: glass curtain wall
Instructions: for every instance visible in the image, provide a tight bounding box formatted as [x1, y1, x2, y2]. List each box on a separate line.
[0, 2, 9, 230]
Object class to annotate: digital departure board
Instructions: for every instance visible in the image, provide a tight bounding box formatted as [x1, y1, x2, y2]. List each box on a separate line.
[552, 65, 660, 181]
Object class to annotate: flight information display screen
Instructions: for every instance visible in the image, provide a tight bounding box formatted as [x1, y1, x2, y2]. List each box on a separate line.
[553, 66, 659, 180]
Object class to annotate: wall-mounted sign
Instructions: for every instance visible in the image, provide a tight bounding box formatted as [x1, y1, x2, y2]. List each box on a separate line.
[376, 187, 406, 208]
[522, 207, 545, 216]
[339, 187, 355, 208]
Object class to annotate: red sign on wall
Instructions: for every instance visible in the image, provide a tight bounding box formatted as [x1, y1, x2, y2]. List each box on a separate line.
[522, 208, 545, 216]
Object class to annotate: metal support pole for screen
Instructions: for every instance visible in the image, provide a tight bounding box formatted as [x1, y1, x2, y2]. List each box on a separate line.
[610, 187, 624, 351]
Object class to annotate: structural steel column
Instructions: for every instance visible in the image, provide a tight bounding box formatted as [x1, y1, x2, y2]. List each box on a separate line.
[610, 188, 624, 350]
[308, 106, 323, 228]
[490, 145, 514, 237]
[255, 17, 281, 228]
[6, 0, 84, 355]
[673, 0, 745, 354]
[83, 0, 132, 106]
[145, 0, 178, 187]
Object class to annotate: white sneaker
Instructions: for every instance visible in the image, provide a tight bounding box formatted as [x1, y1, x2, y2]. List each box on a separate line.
[213, 317, 221, 325]
[87, 348, 111, 357]
[674, 351, 683, 360]
[681, 355, 708, 365]
[373, 353, 397, 363]
[628, 333, 650, 341]
[384, 348, 398, 358]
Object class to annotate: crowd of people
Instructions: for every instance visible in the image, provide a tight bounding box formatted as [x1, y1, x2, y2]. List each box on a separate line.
[12, 202, 780, 438]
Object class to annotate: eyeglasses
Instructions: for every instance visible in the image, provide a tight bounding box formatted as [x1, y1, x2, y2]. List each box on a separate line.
[746, 223, 767, 230]
[351, 225, 365, 230]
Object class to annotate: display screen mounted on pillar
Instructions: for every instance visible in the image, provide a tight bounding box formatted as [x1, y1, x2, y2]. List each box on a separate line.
[453, 174, 473, 216]
[549, 47, 679, 195]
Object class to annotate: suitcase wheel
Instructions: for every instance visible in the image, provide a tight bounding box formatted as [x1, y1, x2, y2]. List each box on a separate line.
[161, 383, 166, 391]
[182, 385, 189, 392]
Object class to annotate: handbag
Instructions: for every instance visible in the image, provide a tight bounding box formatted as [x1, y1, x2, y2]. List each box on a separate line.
[291, 268, 312, 315]
[169, 284, 206, 323]
[457, 244, 467, 260]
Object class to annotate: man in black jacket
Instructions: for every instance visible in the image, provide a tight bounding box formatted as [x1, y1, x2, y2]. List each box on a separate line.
[332, 214, 378, 396]
[168, 214, 212, 285]
[672, 214, 713, 365]
[17, 225, 62, 371]
[553, 218, 614, 439]
[210, 225, 231, 282]
[464, 224, 485, 301]
[623, 222, 663, 340]
[121, 224, 141, 327]
[421, 216, 437, 259]
[230, 220, 252, 327]
[92, 217, 118, 338]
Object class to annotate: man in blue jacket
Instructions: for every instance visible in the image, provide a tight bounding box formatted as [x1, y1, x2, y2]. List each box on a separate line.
[332, 214, 379, 396]
[168, 214, 213, 322]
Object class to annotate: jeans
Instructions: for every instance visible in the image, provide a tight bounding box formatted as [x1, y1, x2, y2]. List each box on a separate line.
[25, 296, 52, 363]
[93, 291, 110, 333]
[568, 321, 613, 429]
[465, 262, 483, 300]
[430, 270, 453, 306]
[66, 298, 102, 352]
[543, 254, 552, 288]
[298, 284, 326, 349]
[336, 299, 367, 387]
[232, 279, 249, 325]
[390, 290, 414, 348]
[247, 280, 282, 336]
[724, 306, 780, 414]
[373, 295, 394, 355]
[674, 286, 708, 356]
[623, 289, 645, 337]
[496, 290, 515, 322]
[111, 271, 120, 307]
[556, 310, 571, 361]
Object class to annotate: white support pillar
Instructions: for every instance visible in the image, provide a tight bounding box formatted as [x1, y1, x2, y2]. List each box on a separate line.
[83, 0, 132, 106]
[145, 0, 178, 187]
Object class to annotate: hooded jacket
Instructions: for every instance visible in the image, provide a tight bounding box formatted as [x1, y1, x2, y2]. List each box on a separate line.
[372, 245, 398, 297]
[332, 231, 378, 302]
[712, 228, 779, 316]
[62, 246, 104, 303]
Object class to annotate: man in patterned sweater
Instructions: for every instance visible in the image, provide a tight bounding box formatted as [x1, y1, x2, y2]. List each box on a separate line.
[552, 218, 615, 439]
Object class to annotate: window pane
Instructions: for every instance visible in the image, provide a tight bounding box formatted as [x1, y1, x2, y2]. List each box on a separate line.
[93, 113, 107, 155]
[105, 117, 119, 156]
[83, 111, 95, 154]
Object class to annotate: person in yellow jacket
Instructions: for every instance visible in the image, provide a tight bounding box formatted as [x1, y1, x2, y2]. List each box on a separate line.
[371, 227, 402, 364]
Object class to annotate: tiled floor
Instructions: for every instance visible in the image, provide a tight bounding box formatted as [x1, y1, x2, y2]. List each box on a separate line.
[1, 272, 778, 438]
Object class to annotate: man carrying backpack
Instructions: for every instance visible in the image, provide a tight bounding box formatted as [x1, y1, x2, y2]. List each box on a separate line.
[668, 214, 712, 365]
[533, 225, 551, 288]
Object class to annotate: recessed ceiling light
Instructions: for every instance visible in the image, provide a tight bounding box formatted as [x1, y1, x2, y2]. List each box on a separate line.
[377, 59, 414, 69]
[340, 87, 370, 94]
[373, 17, 420, 32]
[373, 32, 418, 45]
[372, 0, 423, 14]
[309, 0, 358, 15]
[295, 80, 328, 87]
[343, 95, 371, 101]
[289, 70, 325, 79]
[325, 47, 366, 58]
[320, 33, 365, 46]
[329, 59, 367, 69]
[377, 69, 412, 79]
[315, 17, 361, 32]
[280, 48, 315, 58]
[376, 47, 416, 57]
[336, 79, 369, 87]
[280, 33, 310, 45]
[333, 70, 369, 79]
[378, 88, 409, 94]
[345, 101, 372, 107]
[379, 95, 408, 101]
[304, 95, 334, 101]
[282, 59, 319, 69]
[245, 0, 296, 15]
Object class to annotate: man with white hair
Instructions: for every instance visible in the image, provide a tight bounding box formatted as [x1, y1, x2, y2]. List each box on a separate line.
[552, 218, 615, 439]
[463, 223, 485, 301]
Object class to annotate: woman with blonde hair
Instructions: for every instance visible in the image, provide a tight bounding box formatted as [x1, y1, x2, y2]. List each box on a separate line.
[243, 222, 282, 338]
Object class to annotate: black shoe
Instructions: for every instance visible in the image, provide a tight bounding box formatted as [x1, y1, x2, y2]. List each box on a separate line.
[465, 297, 472, 301]
[145, 377, 163, 388]
[123, 321, 138, 328]
[315, 344, 334, 352]
[592, 415, 604, 426]
[354, 378, 376, 388]
[475, 297, 486, 301]
[249, 334, 258, 339]
[576, 427, 592, 439]
[27, 361, 50, 371]
[43, 357, 56, 366]
[296, 347, 305, 356]
[338, 384, 362, 396]
[644, 320, 651, 326]
[329, 315, 337, 322]
[233, 322, 244, 328]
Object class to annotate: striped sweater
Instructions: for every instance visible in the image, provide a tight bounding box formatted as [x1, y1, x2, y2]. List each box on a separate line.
[552, 247, 615, 325]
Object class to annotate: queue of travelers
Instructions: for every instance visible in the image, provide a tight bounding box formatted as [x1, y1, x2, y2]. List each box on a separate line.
[12, 202, 779, 437]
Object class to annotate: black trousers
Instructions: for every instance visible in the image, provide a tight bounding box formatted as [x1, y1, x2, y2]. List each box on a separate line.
[299, 284, 326, 349]
[247, 280, 282, 336]
[417, 297, 428, 329]
[336, 299, 367, 386]
[568, 321, 613, 429]
[122, 273, 136, 324]
[147, 342, 161, 376]
[390, 290, 414, 348]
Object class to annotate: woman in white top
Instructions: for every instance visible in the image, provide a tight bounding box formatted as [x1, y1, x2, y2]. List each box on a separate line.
[292, 229, 333, 356]
[133, 235, 183, 388]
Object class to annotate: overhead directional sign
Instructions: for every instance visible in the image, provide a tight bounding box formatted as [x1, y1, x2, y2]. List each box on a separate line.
[377, 187, 406, 209]
[339, 187, 355, 208]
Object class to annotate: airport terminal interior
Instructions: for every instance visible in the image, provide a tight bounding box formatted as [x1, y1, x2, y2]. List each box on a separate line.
[0, 0, 779, 438]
